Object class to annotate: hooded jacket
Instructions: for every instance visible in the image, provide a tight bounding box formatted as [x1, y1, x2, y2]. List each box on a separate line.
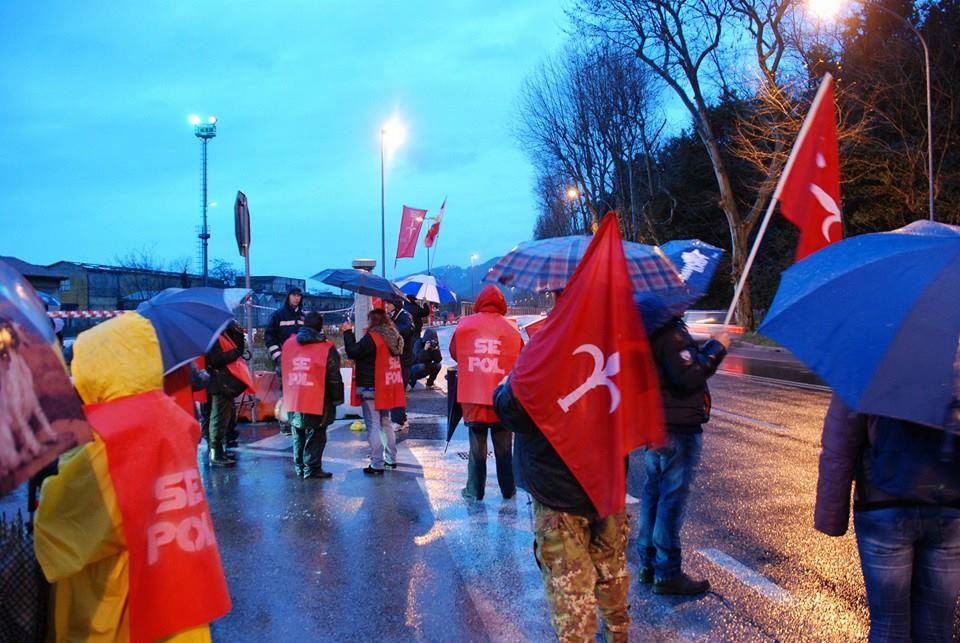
[34, 312, 214, 643]
[413, 328, 442, 367]
[294, 326, 344, 424]
[450, 285, 519, 424]
[265, 288, 304, 362]
[343, 322, 403, 388]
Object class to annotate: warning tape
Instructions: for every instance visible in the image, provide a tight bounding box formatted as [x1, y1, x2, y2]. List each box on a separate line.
[47, 310, 126, 319]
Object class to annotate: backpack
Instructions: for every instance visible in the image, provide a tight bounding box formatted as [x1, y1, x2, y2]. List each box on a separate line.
[866, 416, 960, 504]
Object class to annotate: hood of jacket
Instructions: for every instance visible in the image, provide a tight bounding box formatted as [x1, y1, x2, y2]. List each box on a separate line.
[475, 285, 507, 315]
[72, 312, 164, 405]
[296, 326, 327, 345]
[369, 323, 403, 356]
[422, 328, 439, 343]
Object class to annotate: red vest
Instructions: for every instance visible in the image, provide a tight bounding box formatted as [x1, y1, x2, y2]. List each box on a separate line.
[455, 312, 522, 406]
[163, 365, 196, 418]
[85, 390, 231, 642]
[280, 336, 332, 416]
[218, 335, 255, 395]
[370, 331, 406, 410]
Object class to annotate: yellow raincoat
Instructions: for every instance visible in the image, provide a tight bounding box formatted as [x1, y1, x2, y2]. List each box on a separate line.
[33, 312, 211, 642]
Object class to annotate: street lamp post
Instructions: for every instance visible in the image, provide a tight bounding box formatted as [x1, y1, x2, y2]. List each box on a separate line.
[810, 0, 935, 221]
[379, 116, 407, 279]
[470, 253, 479, 300]
[191, 115, 218, 285]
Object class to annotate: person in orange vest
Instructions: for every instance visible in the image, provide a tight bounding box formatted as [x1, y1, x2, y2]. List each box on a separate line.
[204, 321, 254, 467]
[281, 311, 344, 479]
[450, 285, 522, 500]
[342, 308, 405, 475]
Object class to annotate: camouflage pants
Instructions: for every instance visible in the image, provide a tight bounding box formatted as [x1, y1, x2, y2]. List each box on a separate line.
[533, 499, 630, 642]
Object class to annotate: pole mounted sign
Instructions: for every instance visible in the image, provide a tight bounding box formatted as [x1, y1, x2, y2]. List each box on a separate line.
[234, 191, 251, 258]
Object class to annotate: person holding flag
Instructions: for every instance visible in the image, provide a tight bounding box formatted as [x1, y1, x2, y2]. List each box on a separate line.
[281, 312, 344, 479]
[494, 213, 664, 642]
[450, 284, 522, 501]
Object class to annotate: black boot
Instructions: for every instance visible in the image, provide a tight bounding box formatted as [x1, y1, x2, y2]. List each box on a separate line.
[209, 443, 236, 467]
[653, 573, 710, 595]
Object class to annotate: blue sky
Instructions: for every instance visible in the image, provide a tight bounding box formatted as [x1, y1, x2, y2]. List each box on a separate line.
[0, 2, 570, 283]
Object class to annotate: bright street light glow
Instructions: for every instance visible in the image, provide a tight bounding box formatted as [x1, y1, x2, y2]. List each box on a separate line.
[208, 201, 218, 208]
[381, 116, 407, 152]
[189, 114, 201, 125]
[808, 0, 841, 20]
[470, 253, 480, 263]
[566, 186, 580, 200]
[208, 116, 217, 124]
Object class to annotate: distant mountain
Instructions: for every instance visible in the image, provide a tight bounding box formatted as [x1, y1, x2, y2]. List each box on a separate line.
[398, 257, 501, 301]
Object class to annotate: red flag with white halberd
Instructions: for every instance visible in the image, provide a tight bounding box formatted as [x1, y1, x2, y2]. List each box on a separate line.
[509, 213, 664, 517]
[777, 73, 843, 261]
[396, 205, 428, 261]
[424, 197, 446, 248]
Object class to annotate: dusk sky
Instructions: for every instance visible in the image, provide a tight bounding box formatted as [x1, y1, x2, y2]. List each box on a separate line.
[0, 2, 570, 284]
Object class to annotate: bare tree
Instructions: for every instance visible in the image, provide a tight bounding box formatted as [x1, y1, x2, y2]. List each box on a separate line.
[210, 259, 240, 287]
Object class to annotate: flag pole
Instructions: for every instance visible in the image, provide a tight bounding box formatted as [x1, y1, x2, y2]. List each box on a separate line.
[723, 73, 834, 327]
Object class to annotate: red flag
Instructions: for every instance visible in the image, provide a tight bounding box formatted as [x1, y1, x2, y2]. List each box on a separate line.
[424, 197, 446, 248]
[510, 213, 664, 517]
[777, 73, 843, 261]
[396, 205, 427, 261]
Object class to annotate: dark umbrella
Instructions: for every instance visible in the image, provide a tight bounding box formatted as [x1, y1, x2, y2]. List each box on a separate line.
[311, 268, 406, 302]
[443, 367, 463, 453]
[760, 220, 960, 430]
[136, 287, 250, 374]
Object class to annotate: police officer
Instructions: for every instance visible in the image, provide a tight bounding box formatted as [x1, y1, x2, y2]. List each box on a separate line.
[266, 286, 304, 434]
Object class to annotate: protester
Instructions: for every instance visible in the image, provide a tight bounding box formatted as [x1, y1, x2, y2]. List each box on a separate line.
[409, 328, 443, 389]
[638, 317, 728, 595]
[450, 285, 521, 501]
[204, 321, 253, 467]
[281, 312, 343, 479]
[815, 395, 960, 641]
[385, 299, 415, 432]
[33, 312, 231, 641]
[494, 379, 630, 641]
[405, 294, 431, 340]
[343, 309, 405, 475]
[266, 286, 304, 435]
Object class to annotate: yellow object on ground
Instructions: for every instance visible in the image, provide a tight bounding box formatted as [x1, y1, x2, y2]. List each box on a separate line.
[34, 313, 212, 642]
[350, 420, 366, 432]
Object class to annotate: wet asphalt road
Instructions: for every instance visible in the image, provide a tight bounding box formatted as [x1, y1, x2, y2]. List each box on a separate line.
[5, 340, 956, 640]
[201, 369, 873, 642]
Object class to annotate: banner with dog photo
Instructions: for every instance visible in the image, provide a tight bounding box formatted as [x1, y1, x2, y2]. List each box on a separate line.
[0, 260, 93, 498]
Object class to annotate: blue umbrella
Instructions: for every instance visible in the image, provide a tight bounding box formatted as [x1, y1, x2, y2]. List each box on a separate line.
[760, 220, 960, 430]
[311, 268, 406, 302]
[396, 274, 458, 304]
[659, 239, 724, 301]
[136, 287, 250, 374]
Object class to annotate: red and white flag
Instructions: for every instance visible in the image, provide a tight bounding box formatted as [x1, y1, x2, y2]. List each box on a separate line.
[396, 205, 428, 261]
[777, 73, 843, 261]
[510, 213, 664, 517]
[424, 197, 446, 248]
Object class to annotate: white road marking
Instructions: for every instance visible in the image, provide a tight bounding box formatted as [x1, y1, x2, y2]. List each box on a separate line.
[710, 408, 792, 434]
[716, 370, 831, 393]
[698, 548, 794, 603]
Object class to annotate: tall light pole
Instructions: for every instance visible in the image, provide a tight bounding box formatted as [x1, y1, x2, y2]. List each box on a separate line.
[191, 115, 218, 284]
[470, 253, 479, 300]
[380, 116, 407, 278]
[810, 0, 935, 221]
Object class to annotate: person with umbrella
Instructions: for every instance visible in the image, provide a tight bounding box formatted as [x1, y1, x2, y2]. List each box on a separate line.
[450, 285, 522, 501]
[203, 320, 253, 467]
[342, 309, 405, 475]
[757, 220, 960, 641]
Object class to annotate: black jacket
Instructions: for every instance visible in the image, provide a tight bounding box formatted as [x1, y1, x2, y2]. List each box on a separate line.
[206, 325, 247, 397]
[295, 327, 344, 425]
[343, 330, 377, 388]
[266, 300, 304, 361]
[413, 329, 442, 367]
[649, 318, 726, 433]
[405, 300, 431, 339]
[494, 378, 597, 517]
[390, 308, 416, 367]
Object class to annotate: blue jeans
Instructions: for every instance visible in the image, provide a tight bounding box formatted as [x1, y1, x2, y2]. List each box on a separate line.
[854, 506, 960, 642]
[638, 432, 703, 580]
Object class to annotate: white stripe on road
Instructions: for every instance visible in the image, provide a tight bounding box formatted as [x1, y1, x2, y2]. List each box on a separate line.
[698, 548, 794, 603]
[710, 408, 792, 434]
[716, 370, 831, 393]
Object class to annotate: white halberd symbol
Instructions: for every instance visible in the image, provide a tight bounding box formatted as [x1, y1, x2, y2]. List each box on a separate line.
[557, 345, 621, 414]
[812, 147, 841, 242]
[679, 249, 709, 281]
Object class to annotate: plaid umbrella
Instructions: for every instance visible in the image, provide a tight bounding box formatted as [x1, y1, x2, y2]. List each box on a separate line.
[485, 235, 688, 299]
